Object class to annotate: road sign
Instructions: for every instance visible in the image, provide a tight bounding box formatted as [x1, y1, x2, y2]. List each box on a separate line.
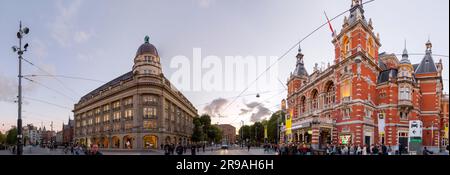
[409, 120, 422, 138]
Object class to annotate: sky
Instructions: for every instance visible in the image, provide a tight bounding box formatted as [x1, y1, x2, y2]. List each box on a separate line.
[0, 0, 448, 133]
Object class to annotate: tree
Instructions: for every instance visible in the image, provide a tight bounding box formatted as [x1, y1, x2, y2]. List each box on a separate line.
[6, 127, 18, 145]
[191, 118, 204, 143]
[237, 110, 285, 144]
[207, 125, 222, 144]
[0, 131, 5, 144]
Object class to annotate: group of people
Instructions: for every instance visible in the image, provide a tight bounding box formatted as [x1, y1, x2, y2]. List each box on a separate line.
[161, 143, 207, 155]
[64, 143, 102, 155]
[323, 144, 396, 155]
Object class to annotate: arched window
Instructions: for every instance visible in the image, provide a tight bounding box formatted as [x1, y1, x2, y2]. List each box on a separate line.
[343, 36, 350, 56]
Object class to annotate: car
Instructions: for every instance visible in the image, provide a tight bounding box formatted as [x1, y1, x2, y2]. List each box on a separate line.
[221, 144, 228, 149]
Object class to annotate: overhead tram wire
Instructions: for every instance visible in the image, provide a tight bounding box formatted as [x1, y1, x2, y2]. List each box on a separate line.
[21, 57, 81, 97]
[23, 96, 73, 110]
[227, 89, 286, 126]
[195, 89, 286, 107]
[23, 77, 77, 103]
[219, 0, 376, 124]
[24, 74, 106, 84]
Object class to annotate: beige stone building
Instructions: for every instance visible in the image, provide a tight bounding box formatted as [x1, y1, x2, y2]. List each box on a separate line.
[74, 36, 198, 150]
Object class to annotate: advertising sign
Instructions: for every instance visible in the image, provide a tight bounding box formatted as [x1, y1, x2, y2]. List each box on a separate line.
[409, 120, 423, 138]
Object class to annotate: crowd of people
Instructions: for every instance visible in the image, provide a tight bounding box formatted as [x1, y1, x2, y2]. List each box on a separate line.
[269, 143, 415, 155]
[161, 143, 211, 155]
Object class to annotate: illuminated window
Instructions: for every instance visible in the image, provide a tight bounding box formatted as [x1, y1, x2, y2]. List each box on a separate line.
[143, 120, 157, 129]
[103, 114, 110, 122]
[143, 107, 157, 119]
[341, 79, 351, 99]
[125, 109, 133, 120]
[143, 95, 158, 103]
[103, 105, 109, 112]
[113, 101, 120, 110]
[113, 112, 121, 121]
[343, 108, 351, 120]
[343, 36, 350, 56]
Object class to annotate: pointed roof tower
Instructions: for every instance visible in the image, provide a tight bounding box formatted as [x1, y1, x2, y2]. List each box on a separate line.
[293, 44, 308, 77]
[415, 39, 437, 74]
[400, 40, 411, 64]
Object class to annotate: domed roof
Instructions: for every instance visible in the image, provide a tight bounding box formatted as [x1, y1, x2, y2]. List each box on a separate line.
[136, 35, 158, 57]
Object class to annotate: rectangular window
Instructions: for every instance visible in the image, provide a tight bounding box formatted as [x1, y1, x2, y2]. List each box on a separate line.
[124, 109, 133, 120]
[103, 114, 110, 122]
[365, 108, 372, 119]
[143, 95, 158, 103]
[143, 107, 157, 119]
[113, 112, 121, 121]
[341, 79, 351, 100]
[103, 105, 110, 112]
[124, 97, 133, 106]
[113, 101, 120, 110]
[143, 120, 156, 129]
[343, 108, 351, 120]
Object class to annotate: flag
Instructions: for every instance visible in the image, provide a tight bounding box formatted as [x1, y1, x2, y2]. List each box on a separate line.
[324, 11, 335, 36]
[264, 125, 268, 139]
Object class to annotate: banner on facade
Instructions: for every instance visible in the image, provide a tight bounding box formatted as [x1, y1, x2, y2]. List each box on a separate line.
[264, 125, 268, 139]
[445, 125, 448, 139]
[285, 110, 292, 135]
[409, 120, 423, 138]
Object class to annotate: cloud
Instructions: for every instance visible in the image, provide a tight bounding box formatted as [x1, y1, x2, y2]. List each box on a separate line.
[50, 0, 92, 47]
[203, 98, 228, 117]
[0, 74, 17, 102]
[198, 0, 214, 8]
[239, 101, 271, 122]
[74, 31, 92, 43]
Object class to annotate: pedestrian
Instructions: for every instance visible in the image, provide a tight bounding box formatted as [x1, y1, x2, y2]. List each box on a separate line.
[387, 145, 393, 155]
[381, 144, 388, 155]
[349, 145, 355, 155]
[423, 147, 433, 155]
[89, 144, 102, 155]
[247, 144, 251, 152]
[202, 144, 205, 152]
[357, 145, 362, 155]
[176, 144, 183, 155]
[191, 144, 196, 155]
[164, 143, 170, 155]
[71, 145, 74, 155]
[362, 145, 367, 155]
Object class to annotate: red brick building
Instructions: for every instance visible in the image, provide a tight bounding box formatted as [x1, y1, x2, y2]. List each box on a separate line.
[284, 0, 446, 152]
[217, 124, 236, 145]
[62, 118, 74, 145]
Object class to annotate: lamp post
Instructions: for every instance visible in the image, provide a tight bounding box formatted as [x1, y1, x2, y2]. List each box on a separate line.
[11, 21, 30, 155]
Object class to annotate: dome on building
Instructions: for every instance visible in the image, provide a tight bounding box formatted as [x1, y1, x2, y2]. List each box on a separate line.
[136, 35, 159, 57]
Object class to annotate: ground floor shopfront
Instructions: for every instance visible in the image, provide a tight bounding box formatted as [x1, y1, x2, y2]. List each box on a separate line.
[75, 132, 191, 150]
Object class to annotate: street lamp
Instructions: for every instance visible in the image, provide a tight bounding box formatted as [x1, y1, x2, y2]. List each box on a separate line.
[11, 21, 30, 155]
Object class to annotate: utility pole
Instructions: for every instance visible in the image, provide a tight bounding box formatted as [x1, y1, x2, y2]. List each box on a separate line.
[12, 21, 30, 155]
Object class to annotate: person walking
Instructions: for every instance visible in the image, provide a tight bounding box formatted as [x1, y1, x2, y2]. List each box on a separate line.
[190, 144, 196, 155]
[176, 144, 183, 155]
[362, 145, 367, 155]
[89, 144, 102, 155]
[423, 147, 433, 155]
[164, 143, 170, 155]
[247, 144, 251, 152]
[381, 144, 388, 155]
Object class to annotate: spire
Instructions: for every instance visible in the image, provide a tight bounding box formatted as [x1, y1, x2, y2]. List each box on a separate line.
[415, 39, 437, 74]
[294, 44, 308, 77]
[400, 40, 410, 64]
[296, 44, 304, 63]
[425, 38, 432, 53]
[348, 0, 366, 26]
